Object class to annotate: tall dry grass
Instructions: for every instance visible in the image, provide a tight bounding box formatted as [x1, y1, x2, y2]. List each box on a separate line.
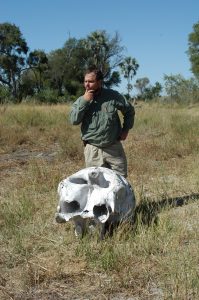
[0, 102, 198, 299]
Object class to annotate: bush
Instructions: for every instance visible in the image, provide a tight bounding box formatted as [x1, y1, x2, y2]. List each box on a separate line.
[0, 85, 10, 103]
[35, 88, 59, 104]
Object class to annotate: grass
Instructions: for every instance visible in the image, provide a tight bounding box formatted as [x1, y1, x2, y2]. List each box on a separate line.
[0, 102, 199, 299]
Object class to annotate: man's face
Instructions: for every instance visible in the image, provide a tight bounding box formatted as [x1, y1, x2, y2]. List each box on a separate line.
[84, 72, 102, 92]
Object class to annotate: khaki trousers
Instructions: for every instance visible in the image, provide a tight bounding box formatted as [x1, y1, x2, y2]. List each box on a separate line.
[84, 141, 127, 178]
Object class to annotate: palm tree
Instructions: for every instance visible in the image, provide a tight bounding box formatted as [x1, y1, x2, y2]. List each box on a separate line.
[119, 57, 139, 99]
[84, 30, 124, 83]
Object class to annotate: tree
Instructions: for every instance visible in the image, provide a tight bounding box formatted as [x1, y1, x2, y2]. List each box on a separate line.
[83, 30, 124, 87]
[188, 21, 199, 79]
[104, 71, 121, 88]
[0, 22, 28, 99]
[143, 82, 162, 100]
[134, 77, 150, 98]
[27, 50, 48, 92]
[19, 69, 37, 98]
[164, 74, 199, 102]
[46, 48, 66, 96]
[119, 56, 139, 99]
[47, 38, 86, 97]
[151, 82, 162, 98]
[164, 74, 184, 100]
[134, 77, 162, 100]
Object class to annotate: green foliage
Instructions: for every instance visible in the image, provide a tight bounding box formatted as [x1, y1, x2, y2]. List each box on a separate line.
[19, 69, 37, 98]
[0, 84, 10, 103]
[35, 88, 60, 104]
[0, 22, 28, 99]
[27, 49, 48, 92]
[47, 38, 85, 97]
[103, 71, 121, 88]
[164, 74, 199, 103]
[143, 82, 162, 100]
[188, 21, 199, 79]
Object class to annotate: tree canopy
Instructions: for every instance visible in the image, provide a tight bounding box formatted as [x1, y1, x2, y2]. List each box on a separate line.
[188, 20, 199, 79]
[0, 22, 28, 99]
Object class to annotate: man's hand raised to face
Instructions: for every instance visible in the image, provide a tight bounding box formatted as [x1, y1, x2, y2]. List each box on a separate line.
[83, 89, 95, 102]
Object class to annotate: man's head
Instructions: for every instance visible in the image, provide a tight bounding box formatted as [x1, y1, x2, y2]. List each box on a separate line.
[84, 67, 103, 93]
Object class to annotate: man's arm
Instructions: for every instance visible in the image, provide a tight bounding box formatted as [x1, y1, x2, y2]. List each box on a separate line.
[69, 93, 93, 125]
[116, 92, 135, 136]
[69, 89, 95, 125]
[122, 103, 135, 132]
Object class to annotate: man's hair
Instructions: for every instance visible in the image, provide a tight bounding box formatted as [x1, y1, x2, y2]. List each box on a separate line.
[84, 66, 103, 81]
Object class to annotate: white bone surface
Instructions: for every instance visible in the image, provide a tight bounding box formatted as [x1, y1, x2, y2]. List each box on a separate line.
[55, 167, 136, 227]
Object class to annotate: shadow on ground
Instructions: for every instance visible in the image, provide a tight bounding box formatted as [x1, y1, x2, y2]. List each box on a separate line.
[134, 192, 199, 227]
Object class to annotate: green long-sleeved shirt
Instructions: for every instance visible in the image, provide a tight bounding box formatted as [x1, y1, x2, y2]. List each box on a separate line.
[69, 88, 135, 147]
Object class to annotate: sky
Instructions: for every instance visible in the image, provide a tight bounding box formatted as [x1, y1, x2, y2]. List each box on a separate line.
[1, 0, 199, 94]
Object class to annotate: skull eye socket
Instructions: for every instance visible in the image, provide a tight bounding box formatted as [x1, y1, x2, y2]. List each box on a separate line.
[62, 201, 80, 213]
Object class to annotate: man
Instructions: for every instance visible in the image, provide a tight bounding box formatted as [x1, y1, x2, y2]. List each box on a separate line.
[69, 66, 135, 178]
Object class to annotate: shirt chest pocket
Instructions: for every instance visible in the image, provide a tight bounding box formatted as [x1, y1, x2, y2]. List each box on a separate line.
[101, 102, 118, 125]
[102, 101, 117, 114]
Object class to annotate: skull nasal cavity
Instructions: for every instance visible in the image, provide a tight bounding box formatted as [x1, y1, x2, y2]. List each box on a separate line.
[93, 205, 108, 217]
